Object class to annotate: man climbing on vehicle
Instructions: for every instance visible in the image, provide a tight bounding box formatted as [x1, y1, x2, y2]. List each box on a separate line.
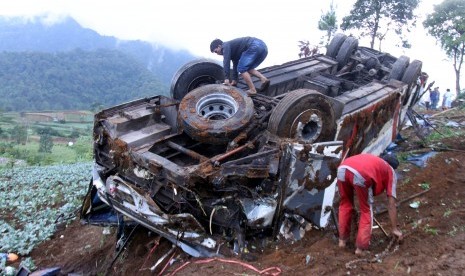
[210, 37, 270, 94]
[337, 153, 403, 255]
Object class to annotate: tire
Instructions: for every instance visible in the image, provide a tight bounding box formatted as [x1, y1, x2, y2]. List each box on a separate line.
[326, 33, 347, 58]
[401, 60, 422, 105]
[336, 37, 358, 69]
[170, 59, 224, 100]
[178, 84, 254, 145]
[402, 60, 422, 87]
[267, 89, 336, 143]
[389, 55, 410, 81]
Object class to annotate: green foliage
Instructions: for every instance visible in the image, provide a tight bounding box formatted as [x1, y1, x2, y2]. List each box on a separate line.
[10, 125, 28, 144]
[396, 152, 409, 162]
[448, 225, 458, 236]
[0, 49, 168, 112]
[423, 0, 465, 94]
[0, 140, 92, 166]
[341, 0, 420, 49]
[68, 128, 81, 139]
[423, 224, 439, 235]
[36, 126, 60, 137]
[0, 142, 14, 155]
[38, 132, 53, 153]
[73, 136, 93, 161]
[419, 182, 430, 190]
[0, 112, 94, 165]
[443, 209, 452, 218]
[458, 91, 465, 100]
[424, 125, 465, 143]
[318, 1, 338, 45]
[0, 162, 91, 255]
[20, 257, 36, 271]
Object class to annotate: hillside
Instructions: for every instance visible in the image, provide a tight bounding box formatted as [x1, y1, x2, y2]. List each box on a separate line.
[0, 49, 167, 111]
[0, 16, 197, 111]
[1, 106, 463, 275]
[0, 16, 196, 84]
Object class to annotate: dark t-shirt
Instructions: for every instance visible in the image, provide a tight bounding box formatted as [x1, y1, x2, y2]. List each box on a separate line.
[430, 90, 440, 101]
[222, 37, 253, 81]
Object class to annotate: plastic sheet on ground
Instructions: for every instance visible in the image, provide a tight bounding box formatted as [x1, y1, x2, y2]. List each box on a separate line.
[406, 151, 438, 167]
[445, 121, 460, 128]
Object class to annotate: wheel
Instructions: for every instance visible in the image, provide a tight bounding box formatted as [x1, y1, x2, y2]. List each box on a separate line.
[267, 89, 336, 143]
[170, 59, 224, 100]
[401, 60, 422, 105]
[336, 37, 358, 69]
[178, 84, 254, 144]
[326, 33, 347, 58]
[402, 60, 422, 87]
[389, 55, 410, 81]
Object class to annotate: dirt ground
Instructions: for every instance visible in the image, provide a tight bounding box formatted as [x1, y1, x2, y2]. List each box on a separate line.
[21, 108, 465, 275]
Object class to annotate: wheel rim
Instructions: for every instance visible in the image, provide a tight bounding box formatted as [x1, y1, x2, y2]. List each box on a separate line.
[188, 74, 218, 92]
[291, 109, 324, 142]
[196, 93, 238, 120]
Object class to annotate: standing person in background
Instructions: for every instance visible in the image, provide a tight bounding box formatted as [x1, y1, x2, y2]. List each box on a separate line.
[430, 87, 440, 110]
[210, 37, 270, 94]
[442, 88, 454, 110]
[418, 72, 430, 110]
[337, 153, 402, 256]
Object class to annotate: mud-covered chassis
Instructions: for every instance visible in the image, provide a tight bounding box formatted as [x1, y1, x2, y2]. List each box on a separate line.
[81, 34, 423, 257]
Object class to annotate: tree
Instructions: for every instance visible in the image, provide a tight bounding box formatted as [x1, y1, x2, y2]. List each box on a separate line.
[37, 127, 54, 153]
[318, 1, 338, 46]
[10, 125, 28, 145]
[423, 0, 465, 96]
[341, 0, 420, 50]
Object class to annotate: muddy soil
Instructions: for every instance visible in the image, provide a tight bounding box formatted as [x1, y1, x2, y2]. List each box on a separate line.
[23, 108, 465, 275]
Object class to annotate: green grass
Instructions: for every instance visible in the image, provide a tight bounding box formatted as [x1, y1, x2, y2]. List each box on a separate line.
[443, 209, 452, 218]
[425, 126, 465, 143]
[13, 143, 79, 163]
[423, 224, 439, 235]
[0, 111, 94, 165]
[419, 182, 430, 190]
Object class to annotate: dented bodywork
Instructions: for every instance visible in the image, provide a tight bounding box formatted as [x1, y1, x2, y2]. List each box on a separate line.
[81, 34, 423, 257]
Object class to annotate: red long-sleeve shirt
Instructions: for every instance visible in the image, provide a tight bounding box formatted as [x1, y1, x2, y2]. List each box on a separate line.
[338, 153, 397, 198]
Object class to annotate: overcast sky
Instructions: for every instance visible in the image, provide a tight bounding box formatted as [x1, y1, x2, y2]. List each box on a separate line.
[0, 0, 462, 94]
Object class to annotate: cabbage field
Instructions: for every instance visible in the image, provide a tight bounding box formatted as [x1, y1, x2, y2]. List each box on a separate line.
[0, 162, 91, 255]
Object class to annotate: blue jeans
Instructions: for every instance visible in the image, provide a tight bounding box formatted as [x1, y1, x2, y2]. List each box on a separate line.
[237, 39, 268, 73]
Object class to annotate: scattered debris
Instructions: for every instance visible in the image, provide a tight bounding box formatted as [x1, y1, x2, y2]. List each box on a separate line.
[373, 217, 389, 237]
[406, 151, 438, 167]
[409, 201, 421, 209]
[167, 257, 282, 276]
[345, 237, 400, 270]
[445, 121, 460, 128]
[375, 189, 431, 215]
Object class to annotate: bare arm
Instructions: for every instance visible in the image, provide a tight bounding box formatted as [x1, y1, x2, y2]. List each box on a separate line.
[388, 196, 402, 240]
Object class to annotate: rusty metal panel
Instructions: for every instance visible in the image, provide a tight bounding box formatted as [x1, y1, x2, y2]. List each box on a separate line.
[282, 141, 342, 227]
[237, 55, 338, 97]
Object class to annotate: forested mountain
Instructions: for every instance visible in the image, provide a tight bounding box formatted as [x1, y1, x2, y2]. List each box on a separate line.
[0, 17, 196, 83]
[0, 16, 197, 111]
[0, 49, 166, 111]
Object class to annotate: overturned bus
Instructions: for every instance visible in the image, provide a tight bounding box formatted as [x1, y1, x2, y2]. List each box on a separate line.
[81, 34, 423, 257]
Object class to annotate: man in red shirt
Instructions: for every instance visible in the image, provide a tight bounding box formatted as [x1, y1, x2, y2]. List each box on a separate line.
[337, 153, 403, 255]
